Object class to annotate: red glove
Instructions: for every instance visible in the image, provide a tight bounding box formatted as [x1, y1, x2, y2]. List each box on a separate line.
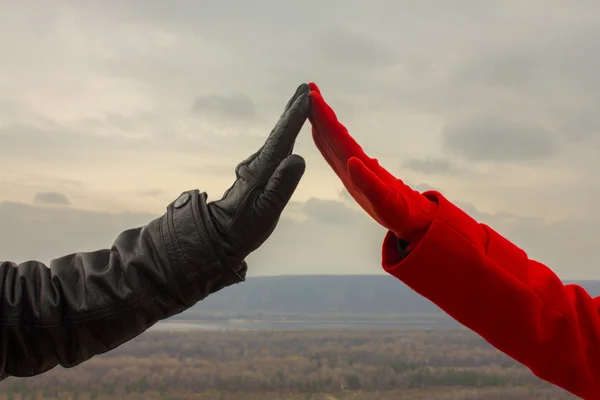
[308, 82, 437, 246]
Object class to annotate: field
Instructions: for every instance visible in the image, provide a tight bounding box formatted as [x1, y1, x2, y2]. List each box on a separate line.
[0, 328, 576, 400]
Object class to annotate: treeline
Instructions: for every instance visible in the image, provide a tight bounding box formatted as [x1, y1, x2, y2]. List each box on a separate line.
[0, 329, 576, 399]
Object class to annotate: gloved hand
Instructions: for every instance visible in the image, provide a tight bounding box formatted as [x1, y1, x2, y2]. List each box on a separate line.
[208, 83, 310, 274]
[308, 82, 436, 247]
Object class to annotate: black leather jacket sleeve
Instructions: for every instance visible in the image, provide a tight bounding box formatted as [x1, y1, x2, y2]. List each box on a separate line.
[0, 189, 246, 378]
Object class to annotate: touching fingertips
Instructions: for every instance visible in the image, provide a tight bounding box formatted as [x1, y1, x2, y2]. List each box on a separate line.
[310, 93, 341, 127]
[308, 82, 321, 93]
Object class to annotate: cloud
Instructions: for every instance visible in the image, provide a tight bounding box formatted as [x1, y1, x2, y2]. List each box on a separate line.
[302, 198, 357, 224]
[313, 29, 397, 69]
[192, 93, 256, 121]
[1, 194, 598, 281]
[441, 115, 561, 162]
[452, 49, 543, 90]
[33, 192, 71, 206]
[412, 182, 438, 193]
[2, 0, 600, 279]
[0, 200, 152, 264]
[0, 123, 128, 164]
[403, 158, 462, 175]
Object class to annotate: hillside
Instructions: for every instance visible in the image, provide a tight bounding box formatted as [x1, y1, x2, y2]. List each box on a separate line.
[173, 275, 600, 318]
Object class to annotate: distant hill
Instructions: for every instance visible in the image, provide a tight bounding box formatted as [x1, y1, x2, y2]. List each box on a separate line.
[173, 275, 600, 318]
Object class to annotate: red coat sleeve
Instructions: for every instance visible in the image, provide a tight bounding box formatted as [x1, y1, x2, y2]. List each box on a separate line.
[382, 191, 600, 399]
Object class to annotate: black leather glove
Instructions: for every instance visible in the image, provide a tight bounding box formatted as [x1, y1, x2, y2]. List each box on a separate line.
[208, 83, 310, 276]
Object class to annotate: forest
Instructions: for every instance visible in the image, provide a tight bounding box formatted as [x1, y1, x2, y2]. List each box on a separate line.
[0, 328, 576, 400]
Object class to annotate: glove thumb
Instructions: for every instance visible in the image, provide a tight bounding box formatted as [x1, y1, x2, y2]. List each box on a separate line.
[348, 156, 437, 248]
[347, 157, 391, 203]
[258, 154, 306, 216]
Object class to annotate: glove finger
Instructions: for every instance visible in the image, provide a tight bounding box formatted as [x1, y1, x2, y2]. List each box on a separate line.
[312, 127, 350, 181]
[234, 149, 261, 178]
[309, 90, 365, 162]
[313, 131, 378, 217]
[348, 157, 391, 202]
[347, 156, 394, 228]
[309, 89, 397, 183]
[281, 83, 310, 117]
[249, 90, 310, 182]
[308, 82, 322, 94]
[217, 86, 310, 219]
[258, 154, 306, 215]
[235, 83, 309, 178]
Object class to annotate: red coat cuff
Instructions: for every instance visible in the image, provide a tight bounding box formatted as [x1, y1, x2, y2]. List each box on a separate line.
[382, 190, 483, 277]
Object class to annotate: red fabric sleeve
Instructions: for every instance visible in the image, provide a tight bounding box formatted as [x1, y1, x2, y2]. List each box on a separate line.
[382, 191, 600, 399]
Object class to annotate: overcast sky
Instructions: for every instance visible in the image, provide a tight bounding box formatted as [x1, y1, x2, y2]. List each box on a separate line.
[2, 0, 600, 279]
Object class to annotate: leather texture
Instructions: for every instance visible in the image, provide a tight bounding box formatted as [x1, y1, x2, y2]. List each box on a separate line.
[208, 84, 309, 269]
[0, 190, 244, 379]
[0, 83, 310, 379]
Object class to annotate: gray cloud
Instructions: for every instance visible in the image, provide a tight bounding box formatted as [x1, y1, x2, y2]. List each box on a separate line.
[0, 123, 145, 164]
[0, 201, 152, 264]
[441, 115, 561, 162]
[452, 50, 543, 90]
[412, 182, 438, 193]
[33, 192, 71, 206]
[403, 158, 462, 175]
[3, 0, 600, 278]
[314, 29, 397, 69]
[0, 115, 272, 168]
[559, 107, 600, 143]
[302, 198, 357, 225]
[192, 93, 256, 121]
[1, 195, 598, 280]
[339, 188, 354, 202]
